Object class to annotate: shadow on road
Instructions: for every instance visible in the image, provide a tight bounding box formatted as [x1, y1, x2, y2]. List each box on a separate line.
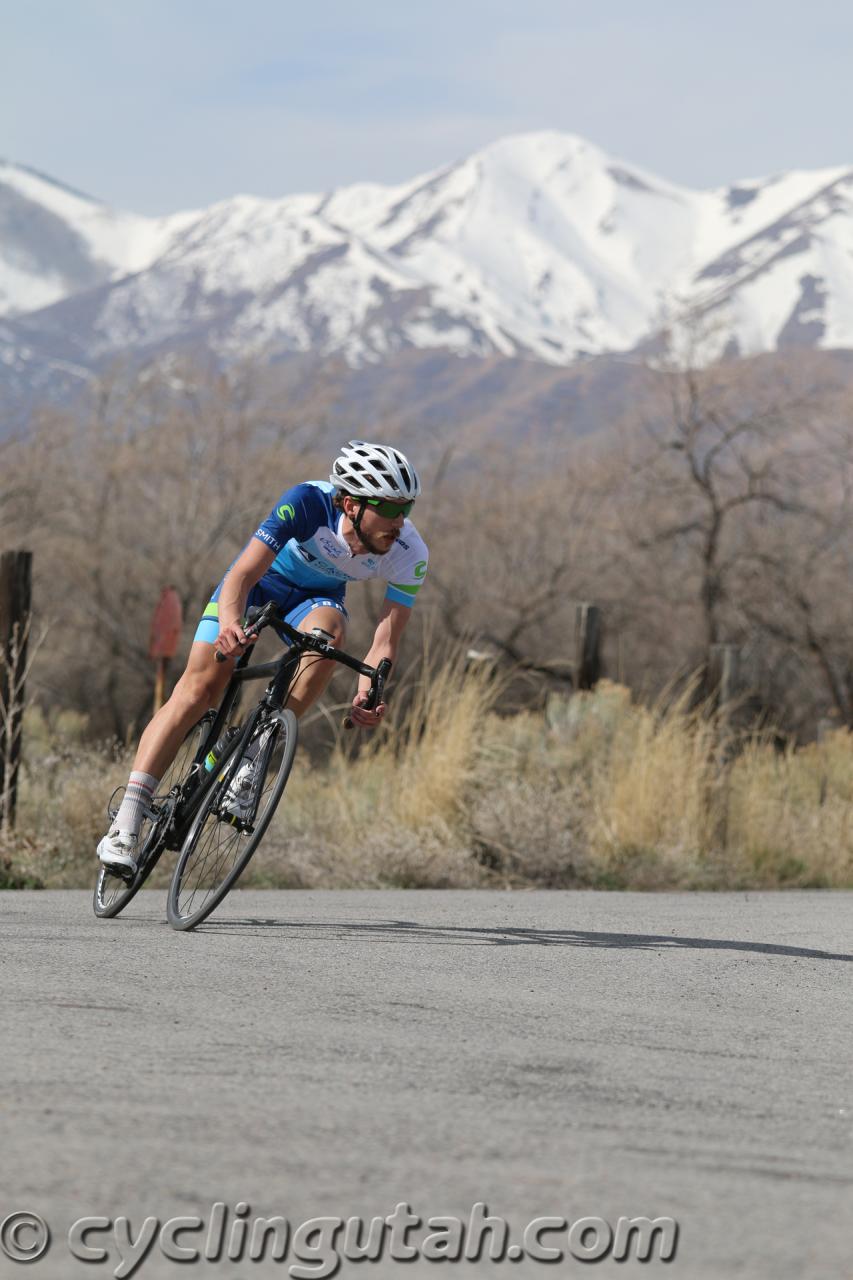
[201, 917, 852, 962]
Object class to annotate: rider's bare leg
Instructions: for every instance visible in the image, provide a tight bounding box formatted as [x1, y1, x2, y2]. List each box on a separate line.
[285, 606, 347, 718]
[131, 642, 234, 780]
[130, 603, 344, 778]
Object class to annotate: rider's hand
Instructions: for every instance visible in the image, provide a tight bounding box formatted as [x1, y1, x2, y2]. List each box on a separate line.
[214, 622, 257, 662]
[348, 691, 387, 729]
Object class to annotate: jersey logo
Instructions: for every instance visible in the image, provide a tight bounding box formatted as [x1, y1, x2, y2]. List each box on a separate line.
[414, 560, 427, 579]
[277, 503, 296, 520]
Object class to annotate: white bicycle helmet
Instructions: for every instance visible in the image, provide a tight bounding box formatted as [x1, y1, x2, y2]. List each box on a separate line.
[330, 440, 421, 502]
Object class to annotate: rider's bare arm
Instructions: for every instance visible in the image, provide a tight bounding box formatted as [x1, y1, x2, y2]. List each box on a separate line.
[215, 540, 277, 658]
[349, 599, 411, 728]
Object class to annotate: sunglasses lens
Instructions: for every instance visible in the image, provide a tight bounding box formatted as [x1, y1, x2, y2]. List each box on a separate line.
[368, 499, 413, 517]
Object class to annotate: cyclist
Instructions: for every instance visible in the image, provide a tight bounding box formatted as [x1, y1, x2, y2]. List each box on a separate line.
[97, 440, 428, 874]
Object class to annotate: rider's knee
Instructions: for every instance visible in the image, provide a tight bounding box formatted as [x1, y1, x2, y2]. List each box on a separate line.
[304, 614, 346, 646]
[174, 665, 224, 711]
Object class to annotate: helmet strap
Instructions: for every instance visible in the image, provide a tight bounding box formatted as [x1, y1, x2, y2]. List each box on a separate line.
[350, 497, 368, 540]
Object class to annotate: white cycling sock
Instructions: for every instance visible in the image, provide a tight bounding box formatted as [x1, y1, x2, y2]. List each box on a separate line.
[114, 771, 159, 837]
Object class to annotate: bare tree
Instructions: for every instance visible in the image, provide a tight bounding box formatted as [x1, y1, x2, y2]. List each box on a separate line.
[607, 348, 831, 693]
[420, 446, 605, 688]
[3, 358, 334, 737]
[733, 406, 853, 728]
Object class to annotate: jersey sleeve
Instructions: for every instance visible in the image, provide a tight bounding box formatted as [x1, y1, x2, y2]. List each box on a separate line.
[384, 545, 429, 608]
[253, 484, 328, 554]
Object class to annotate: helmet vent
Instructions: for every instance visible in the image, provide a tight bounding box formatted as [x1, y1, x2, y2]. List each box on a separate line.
[329, 439, 421, 502]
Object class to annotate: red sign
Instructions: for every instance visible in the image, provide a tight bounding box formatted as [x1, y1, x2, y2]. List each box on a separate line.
[149, 586, 183, 659]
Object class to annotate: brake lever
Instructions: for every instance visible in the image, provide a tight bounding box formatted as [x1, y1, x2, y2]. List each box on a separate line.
[214, 615, 266, 663]
[215, 639, 255, 664]
[343, 658, 392, 730]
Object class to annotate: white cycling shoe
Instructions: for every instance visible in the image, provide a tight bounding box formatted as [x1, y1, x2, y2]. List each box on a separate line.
[97, 827, 139, 875]
[221, 761, 256, 823]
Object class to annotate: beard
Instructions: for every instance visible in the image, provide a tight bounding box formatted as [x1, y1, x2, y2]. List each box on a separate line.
[357, 527, 397, 556]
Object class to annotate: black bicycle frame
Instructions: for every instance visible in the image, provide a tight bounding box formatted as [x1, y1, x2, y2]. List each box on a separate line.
[159, 607, 389, 852]
[158, 656, 273, 852]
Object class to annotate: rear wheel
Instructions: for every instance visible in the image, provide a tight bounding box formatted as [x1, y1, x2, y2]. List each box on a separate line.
[93, 711, 215, 919]
[167, 709, 298, 931]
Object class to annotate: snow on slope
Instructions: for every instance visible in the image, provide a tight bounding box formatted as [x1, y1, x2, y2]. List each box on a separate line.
[0, 160, 196, 314]
[686, 167, 853, 352]
[322, 132, 707, 359]
[4, 134, 853, 376]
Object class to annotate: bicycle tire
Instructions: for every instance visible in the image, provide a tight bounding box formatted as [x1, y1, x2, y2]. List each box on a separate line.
[93, 711, 215, 919]
[166, 708, 298, 931]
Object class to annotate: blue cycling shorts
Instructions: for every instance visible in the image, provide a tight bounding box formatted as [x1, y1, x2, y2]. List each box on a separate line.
[194, 578, 348, 646]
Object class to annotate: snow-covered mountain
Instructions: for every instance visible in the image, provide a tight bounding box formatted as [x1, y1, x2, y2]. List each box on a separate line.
[3, 131, 853, 394]
[0, 160, 195, 315]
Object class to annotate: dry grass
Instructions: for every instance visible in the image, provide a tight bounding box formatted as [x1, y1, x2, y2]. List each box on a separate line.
[0, 708, 123, 888]
[249, 646, 500, 888]
[723, 731, 853, 887]
[4, 667, 853, 892]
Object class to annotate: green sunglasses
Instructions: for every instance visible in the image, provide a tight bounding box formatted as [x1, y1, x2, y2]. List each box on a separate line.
[362, 496, 415, 518]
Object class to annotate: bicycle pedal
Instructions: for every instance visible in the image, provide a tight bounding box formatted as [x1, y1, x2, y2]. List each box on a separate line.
[107, 864, 135, 883]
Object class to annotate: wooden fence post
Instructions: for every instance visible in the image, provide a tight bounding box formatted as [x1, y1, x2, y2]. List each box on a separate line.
[149, 586, 183, 714]
[574, 603, 602, 690]
[0, 550, 33, 831]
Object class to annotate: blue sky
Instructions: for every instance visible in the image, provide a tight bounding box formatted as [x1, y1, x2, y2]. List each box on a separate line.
[2, 0, 852, 214]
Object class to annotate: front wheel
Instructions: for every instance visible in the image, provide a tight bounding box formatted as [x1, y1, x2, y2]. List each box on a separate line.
[166, 709, 298, 931]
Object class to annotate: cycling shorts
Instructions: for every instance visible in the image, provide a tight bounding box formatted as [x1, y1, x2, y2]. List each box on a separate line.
[194, 578, 348, 647]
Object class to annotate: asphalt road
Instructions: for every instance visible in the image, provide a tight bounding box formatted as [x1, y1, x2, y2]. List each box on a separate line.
[1, 889, 851, 1280]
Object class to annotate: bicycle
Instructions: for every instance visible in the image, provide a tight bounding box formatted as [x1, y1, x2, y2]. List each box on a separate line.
[93, 602, 390, 930]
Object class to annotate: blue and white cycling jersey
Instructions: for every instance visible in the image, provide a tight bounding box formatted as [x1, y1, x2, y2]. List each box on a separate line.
[252, 481, 429, 609]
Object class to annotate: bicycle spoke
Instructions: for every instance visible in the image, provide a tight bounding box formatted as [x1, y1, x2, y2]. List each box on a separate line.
[177, 818, 245, 914]
[174, 735, 282, 915]
[95, 869, 135, 912]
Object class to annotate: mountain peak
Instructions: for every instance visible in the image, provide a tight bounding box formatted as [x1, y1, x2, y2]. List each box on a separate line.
[0, 159, 103, 207]
[4, 134, 853, 394]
